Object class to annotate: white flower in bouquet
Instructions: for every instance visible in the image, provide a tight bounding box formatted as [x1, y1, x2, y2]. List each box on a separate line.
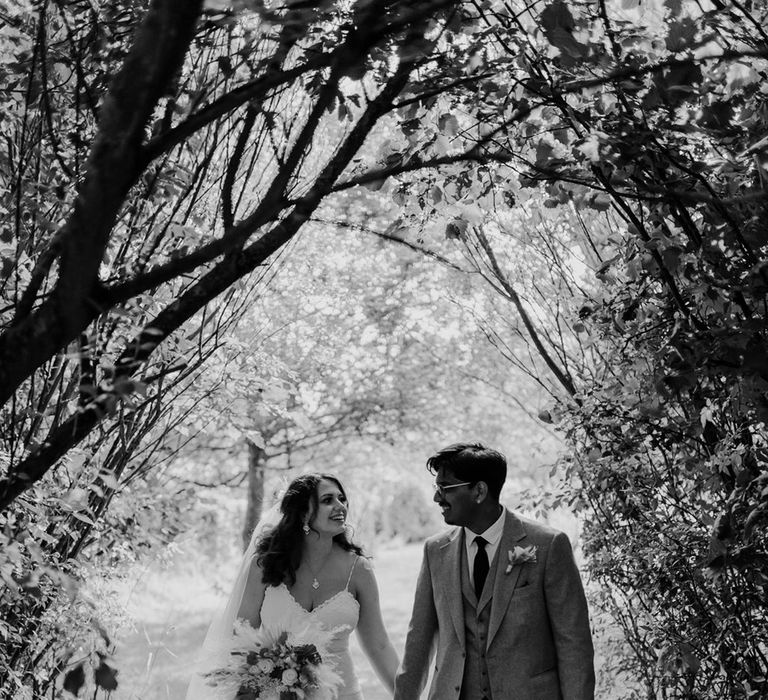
[257, 658, 275, 675]
[204, 619, 344, 700]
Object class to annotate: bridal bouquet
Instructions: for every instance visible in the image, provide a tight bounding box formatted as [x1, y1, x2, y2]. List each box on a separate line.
[204, 620, 342, 700]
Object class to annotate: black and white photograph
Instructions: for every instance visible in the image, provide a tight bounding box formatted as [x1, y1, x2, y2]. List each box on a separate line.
[1, 0, 767, 698]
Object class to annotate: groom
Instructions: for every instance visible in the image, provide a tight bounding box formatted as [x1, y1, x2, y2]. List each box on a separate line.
[394, 443, 595, 700]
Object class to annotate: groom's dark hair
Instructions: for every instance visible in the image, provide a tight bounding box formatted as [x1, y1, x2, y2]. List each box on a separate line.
[427, 442, 507, 500]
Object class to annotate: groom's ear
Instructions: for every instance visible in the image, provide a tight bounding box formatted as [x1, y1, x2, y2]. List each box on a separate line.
[475, 481, 490, 503]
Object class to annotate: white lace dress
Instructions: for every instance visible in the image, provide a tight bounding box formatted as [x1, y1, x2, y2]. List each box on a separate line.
[260, 566, 363, 700]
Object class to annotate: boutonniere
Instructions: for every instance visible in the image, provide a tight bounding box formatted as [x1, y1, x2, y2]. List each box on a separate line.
[505, 545, 537, 574]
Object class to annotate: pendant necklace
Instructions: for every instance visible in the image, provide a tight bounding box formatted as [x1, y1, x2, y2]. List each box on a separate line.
[307, 551, 331, 590]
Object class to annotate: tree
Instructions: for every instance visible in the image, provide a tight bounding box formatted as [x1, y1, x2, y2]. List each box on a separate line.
[173, 221, 556, 545]
[0, 2, 506, 692]
[0, 0, 493, 512]
[5, 0, 767, 694]
[185, 226, 468, 545]
[368, 0, 768, 694]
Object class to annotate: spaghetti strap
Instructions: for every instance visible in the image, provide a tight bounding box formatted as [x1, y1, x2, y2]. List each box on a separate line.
[345, 555, 359, 590]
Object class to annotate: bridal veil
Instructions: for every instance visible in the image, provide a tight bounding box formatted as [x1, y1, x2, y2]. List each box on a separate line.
[184, 502, 281, 700]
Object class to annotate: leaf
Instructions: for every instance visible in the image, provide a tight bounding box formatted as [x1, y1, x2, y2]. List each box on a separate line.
[540, 0, 575, 34]
[400, 118, 421, 138]
[445, 219, 468, 240]
[63, 664, 86, 695]
[678, 642, 701, 673]
[98, 471, 120, 490]
[698, 101, 734, 129]
[243, 429, 265, 449]
[588, 192, 611, 212]
[536, 140, 555, 168]
[725, 62, 760, 92]
[653, 62, 703, 107]
[745, 507, 768, 540]
[337, 101, 351, 121]
[705, 534, 727, 569]
[438, 113, 459, 137]
[94, 657, 119, 691]
[217, 56, 233, 77]
[661, 245, 682, 272]
[539, 1, 588, 61]
[71, 511, 96, 527]
[362, 177, 387, 191]
[17, 572, 42, 599]
[665, 18, 697, 52]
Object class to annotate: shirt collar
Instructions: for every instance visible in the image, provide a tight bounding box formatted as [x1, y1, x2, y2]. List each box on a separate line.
[465, 506, 506, 545]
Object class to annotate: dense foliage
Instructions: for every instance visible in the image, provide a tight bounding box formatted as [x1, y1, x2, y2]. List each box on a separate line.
[2, 0, 768, 697]
[518, 3, 768, 695]
[0, 1, 550, 695]
[0, 0, 472, 695]
[376, 0, 768, 695]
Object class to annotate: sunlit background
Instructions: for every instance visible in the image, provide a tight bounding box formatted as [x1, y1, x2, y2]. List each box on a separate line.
[100, 225, 596, 698]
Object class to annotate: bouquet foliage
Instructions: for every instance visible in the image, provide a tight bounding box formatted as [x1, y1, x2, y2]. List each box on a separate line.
[205, 620, 342, 700]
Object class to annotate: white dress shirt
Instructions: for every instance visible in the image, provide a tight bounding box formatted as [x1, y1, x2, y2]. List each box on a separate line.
[464, 507, 506, 588]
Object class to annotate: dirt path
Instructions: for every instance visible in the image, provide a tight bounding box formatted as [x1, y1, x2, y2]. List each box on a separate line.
[113, 538, 621, 698]
[113, 541, 423, 700]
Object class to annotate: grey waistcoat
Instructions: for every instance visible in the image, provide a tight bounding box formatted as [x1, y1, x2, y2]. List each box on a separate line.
[459, 539, 497, 700]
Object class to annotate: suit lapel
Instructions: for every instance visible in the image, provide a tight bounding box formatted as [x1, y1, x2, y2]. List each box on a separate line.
[439, 528, 465, 647]
[487, 510, 527, 648]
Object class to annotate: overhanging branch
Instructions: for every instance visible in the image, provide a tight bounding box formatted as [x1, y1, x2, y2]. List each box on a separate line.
[0, 5, 439, 512]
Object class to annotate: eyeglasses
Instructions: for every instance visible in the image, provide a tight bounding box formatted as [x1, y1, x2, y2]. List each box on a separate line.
[433, 481, 473, 497]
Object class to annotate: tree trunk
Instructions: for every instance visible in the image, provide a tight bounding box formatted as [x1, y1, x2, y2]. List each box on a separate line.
[242, 441, 266, 551]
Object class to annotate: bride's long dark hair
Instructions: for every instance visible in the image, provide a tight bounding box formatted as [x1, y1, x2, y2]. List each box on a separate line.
[256, 473, 363, 586]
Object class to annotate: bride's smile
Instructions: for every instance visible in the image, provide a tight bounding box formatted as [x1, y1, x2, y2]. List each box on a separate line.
[310, 480, 348, 536]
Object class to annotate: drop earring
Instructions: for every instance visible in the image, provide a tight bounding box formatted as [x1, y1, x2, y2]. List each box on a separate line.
[302, 523, 310, 535]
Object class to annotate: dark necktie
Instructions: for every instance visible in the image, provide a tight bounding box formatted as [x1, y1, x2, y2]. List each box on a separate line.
[473, 536, 489, 598]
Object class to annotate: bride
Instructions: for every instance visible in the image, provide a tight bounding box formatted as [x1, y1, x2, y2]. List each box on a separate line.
[187, 473, 400, 699]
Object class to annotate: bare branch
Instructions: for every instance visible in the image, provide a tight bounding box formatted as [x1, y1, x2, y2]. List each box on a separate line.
[473, 226, 578, 398]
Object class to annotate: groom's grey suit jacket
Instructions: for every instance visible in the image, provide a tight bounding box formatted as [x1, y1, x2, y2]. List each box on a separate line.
[393, 510, 595, 700]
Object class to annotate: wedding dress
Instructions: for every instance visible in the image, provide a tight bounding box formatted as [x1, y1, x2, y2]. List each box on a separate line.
[260, 573, 363, 700]
[186, 541, 364, 700]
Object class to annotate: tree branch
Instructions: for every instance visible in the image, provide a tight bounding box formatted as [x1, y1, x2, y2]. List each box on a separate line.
[0, 2, 439, 511]
[0, 0, 204, 407]
[222, 106, 259, 231]
[141, 0, 458, 165]
[310, 217, 468, 272]
[473, 226, 578, 398]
